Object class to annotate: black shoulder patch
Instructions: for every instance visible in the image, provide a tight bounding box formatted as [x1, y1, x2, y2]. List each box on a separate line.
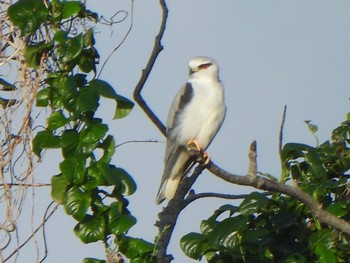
[178, 82, 193, 110]
[168, 83, 194, 134]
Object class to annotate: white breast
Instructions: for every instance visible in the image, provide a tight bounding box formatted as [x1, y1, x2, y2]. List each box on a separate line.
[175, 78, 226, 149]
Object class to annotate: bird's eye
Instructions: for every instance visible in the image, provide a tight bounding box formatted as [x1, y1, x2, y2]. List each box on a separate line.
[198, 63, 212, 70]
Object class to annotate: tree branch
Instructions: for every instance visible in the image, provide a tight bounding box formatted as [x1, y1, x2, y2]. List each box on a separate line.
[184, 191, 272, 206]
[207, 142, 350, 237]
[155, 165, 205, 263]
[279, 105, 287, 162]
[133, 0, 168, 136]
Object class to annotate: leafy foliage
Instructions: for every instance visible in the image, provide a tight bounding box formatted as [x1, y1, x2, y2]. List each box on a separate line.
[181, 115, 350, 262]
[8, 0, 153, 262]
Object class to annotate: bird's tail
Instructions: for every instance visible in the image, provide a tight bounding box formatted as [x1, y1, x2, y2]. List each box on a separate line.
[156, 176, 182, 205]
[156, 148, 191, 204]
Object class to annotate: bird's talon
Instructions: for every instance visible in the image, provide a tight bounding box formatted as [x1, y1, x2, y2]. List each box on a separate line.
[186, 139, 202, 152]
[202, 152, 210, 165]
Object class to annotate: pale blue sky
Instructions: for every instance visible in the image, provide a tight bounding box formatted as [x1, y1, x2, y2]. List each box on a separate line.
[16, 1, 350, 262]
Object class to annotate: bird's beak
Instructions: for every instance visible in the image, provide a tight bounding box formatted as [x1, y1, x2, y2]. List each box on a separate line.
[189, 67, 196, 76]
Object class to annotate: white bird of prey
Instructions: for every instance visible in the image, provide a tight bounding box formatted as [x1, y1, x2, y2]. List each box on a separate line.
[156, 56, 226, 204]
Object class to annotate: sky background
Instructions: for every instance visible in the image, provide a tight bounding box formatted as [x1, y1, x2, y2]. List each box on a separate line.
[11, 1, 350, 262]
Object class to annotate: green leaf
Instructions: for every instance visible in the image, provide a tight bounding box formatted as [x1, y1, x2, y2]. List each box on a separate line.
[23, 41, 53, 67]
[74, 215, 106, 243]
[83, 165, 103, 190]
[239, 192, 269, 216]
[75, 87, 99, 114]
[115, 95, 134, 119]
[207, 216, 246, 249]
[56, 33, 84, 63]
[88, 79, 133, 119]
[115, 167, 137, 196]
[80, 124, 108, 143]
[65, 186, 91, 221]
[180, 232, 207, 260]
[118, 236, 154, 259]
[210, 204, 240, 220]
[99, 135, 115, 163]
[281, 143, 314, 163]
[59, 76, 78, 112]
[51, 174, 70, 205]
[60, 1, 82, 18]
[32, 130, 61, 156]
[99, 163, 119, 186]
[79, 49, 98, 73]
[89, 79, 118, 99]
[108, 204, 136, 235]
[8, 0, 48, 36]
[83, 258, 106, 263]
[310, 229, 337, 263]
[200, 219, 218, 235]
[47, 110, 70, 130]
[59, 157, 85, 184]
[61, 129, 79, 157]
[326, 202, 348, 217]
[36, 88, 50, 107]
[53, 30, 68, 43]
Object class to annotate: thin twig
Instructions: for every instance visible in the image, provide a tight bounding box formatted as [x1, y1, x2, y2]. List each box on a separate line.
[97, 0, 134, 78]
[4, 203, 59, 262]
[0, 183, 50, 187]
[279, 105, 287, 160]
[115, 139, 163, 149]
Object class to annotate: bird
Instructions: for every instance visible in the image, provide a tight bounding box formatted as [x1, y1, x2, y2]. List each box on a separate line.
[156, 56, 226, 204]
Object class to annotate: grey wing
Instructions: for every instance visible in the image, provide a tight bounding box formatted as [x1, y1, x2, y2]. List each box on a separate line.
[166, 82, 194, 133]
[156, 83, 194, 204]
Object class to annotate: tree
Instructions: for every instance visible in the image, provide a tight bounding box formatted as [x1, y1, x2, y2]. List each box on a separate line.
[1, 0, 350, 262]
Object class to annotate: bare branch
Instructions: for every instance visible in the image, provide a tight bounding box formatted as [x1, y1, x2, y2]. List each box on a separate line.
[279, 105, 287, 161]
[207, 155, 350, 236]
[184, 191, 272, 205]
[133, 0, 168, 136]
[247, 140, 257, 179]
[155, 165, 206, 263]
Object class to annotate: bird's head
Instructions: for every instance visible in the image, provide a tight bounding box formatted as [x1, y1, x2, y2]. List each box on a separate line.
[188, 56, 219, 80]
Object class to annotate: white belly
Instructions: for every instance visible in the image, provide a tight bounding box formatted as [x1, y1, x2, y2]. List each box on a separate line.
[174, 79, 226, 149]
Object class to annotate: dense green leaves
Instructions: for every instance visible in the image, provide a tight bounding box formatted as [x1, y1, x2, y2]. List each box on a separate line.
[182, 114, 350, 262]
[7, 0, 151, 261]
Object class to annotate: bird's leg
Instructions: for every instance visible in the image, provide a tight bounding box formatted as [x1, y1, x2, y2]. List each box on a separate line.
[186, 139, 202, 152]
[186, 139, 210, 164]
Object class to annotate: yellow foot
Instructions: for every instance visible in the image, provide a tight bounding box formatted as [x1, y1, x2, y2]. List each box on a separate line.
[186, 139, 202, 152]
[186, 139, 210, 165]
[202, 152, 210, 165]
